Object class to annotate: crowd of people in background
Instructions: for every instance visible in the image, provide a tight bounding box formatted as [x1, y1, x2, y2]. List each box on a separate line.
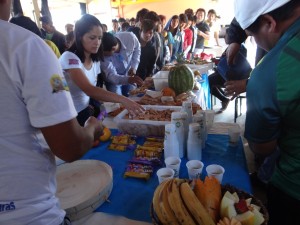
[103, 8, 222, 89]
[110, 8, 221, 66]
[8, 7, 222, 96]
[7, 6, 225, 124]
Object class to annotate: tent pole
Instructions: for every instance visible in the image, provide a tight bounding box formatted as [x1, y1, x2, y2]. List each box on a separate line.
[32, 0, 41, 27]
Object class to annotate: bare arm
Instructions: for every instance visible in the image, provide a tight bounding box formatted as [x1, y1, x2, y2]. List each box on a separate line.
[67, 68, 144, 115]
[41, 117, 103, 162]
[198, 30, 210, 40]
[214, 31, 220, 46]
[226, 43, 241, 65]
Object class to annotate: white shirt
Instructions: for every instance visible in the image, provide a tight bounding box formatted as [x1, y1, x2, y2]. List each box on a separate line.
[0, 21, 77, 225]
[204, 20, 220, 47]
[59, 51, 100, 112]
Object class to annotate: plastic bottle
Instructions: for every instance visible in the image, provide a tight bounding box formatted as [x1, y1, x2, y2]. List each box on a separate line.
[171, 111, 185, 158]
[193, 111, 206, 149]
[181, 101, 193, 124]
[187, 123, 202, 161]
[164, 123, 180, 158]
[198, 110, 208, 141]
[180, 111, 188, 152]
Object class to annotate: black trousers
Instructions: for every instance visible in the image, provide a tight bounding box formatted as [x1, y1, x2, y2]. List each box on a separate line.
[208, 70, 228, 102]
[267, 184, 300, 225]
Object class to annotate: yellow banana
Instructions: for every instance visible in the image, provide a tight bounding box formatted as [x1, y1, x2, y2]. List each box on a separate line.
[180, 182, 216, 225]
[158, 179, 180, 225]
[152, 180, 169, 224]
[167, 179, 197, 225]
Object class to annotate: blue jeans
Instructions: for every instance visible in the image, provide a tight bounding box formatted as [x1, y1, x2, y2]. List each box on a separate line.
[105, 82, 135, 97]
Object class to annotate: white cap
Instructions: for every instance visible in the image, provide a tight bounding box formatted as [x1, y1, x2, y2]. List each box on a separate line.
[234, 0, 291, 29]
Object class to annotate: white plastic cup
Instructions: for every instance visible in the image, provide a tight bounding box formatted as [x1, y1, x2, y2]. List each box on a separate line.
[165, 156, 181, 178]
[156, 167, 175, 184]
[228, 126, 241, 147]
[186, 160, 204, 179]
[206, 164, 225, 183]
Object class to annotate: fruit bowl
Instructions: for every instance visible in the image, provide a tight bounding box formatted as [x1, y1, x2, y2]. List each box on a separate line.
[150, 179, 269, 225]
[220, 184, 269, 225]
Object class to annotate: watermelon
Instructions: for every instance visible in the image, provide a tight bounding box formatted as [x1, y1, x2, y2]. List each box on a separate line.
[168, 64, 194, 95]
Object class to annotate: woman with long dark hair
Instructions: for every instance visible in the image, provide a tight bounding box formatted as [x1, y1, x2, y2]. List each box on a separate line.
[60, 14, 144, 125]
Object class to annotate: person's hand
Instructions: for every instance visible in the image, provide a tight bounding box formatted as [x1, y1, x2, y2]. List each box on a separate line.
[128, 68, 136, 76]
[224, 79, 248, 100]
[128, 75, 143, 86]
[122, 98, 145, 117]
[226, 43, 241, 65]
[84, 116, 104, 141]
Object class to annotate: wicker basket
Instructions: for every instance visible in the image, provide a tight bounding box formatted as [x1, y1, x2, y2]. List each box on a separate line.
[151, 206, 162, 225]
[150, 183, 269, 225]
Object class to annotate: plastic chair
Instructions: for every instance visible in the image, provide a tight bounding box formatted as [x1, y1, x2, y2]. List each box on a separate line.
[234, 93, 246, 123]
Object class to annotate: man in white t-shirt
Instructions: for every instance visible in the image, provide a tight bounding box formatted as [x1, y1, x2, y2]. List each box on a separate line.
[0, 1, 103, 224]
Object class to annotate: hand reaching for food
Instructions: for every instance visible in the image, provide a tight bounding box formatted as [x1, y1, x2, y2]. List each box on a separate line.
[121, 98, 145, 118]
[128, 75, 144, 86]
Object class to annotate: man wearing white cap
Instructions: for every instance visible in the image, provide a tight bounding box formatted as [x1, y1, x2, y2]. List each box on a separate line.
[234, 0, 300, 224]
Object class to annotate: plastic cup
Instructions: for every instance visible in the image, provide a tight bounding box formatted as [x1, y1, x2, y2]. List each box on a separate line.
[156, 168, 175, 184]
[186, 160, 204, 179]
[165, 156, 181, 178]
[206, 164, 225, 183]
[205, 110, 215, 130]
[228, 126, 241, 147]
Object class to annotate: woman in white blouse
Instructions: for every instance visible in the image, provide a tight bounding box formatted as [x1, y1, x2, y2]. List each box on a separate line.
[60, 14, 144, 125]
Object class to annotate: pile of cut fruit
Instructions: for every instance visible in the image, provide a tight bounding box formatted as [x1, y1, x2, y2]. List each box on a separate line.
[151, 177, 267, 225]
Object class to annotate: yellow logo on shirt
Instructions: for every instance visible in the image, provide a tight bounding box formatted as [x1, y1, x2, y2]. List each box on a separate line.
[50, 74, 69, 93]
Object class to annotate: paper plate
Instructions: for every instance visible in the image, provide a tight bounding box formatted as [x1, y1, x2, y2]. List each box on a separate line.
[56, 160, 113, 221]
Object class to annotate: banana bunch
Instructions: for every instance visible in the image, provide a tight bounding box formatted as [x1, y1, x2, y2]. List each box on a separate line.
[152, 178, 216, 225]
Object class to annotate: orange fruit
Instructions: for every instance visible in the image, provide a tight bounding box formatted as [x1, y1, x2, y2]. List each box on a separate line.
[161, 87, 176, 97]
[99, 127, 112, 142]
